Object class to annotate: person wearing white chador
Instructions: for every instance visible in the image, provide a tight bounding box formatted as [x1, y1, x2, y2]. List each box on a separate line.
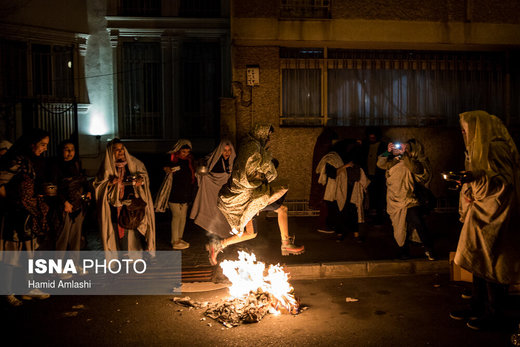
[93, 139, 155, 252]
[449, 111, 520, 331]
[190, 140, 236, 238]
[377, 138, 435, 260]
[316, 142, 370, 240]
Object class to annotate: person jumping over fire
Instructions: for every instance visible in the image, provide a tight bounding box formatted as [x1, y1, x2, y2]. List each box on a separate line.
[205, 123, 304, 265]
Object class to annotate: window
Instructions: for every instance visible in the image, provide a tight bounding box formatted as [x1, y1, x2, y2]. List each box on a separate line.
[180, 41, 221, 138]
[0, 40, 27, 99]
[120, 42, 162, 138]
[32, 44, 74, 99]
[281, 49, 508, 126]
[119, 0, 161, 16]
[179, 0, 221, 17]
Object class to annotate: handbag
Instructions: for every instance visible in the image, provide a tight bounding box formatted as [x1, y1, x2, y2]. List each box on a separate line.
[118, 197, 147, 229]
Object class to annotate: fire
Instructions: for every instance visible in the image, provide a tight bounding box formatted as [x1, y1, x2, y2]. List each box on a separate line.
[219, 251, 299, 315]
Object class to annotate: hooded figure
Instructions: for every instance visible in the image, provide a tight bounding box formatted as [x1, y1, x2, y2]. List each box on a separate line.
[154, 139, 193, 213]
[218, 123, 287, 232]
[190, 140, 236, 238]
[455, 111, 520, 284]
[93, 140, 155, 252]
[377, 138, 432, 249]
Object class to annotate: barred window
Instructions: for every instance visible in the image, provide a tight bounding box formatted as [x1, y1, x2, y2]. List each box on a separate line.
[118, 0, 161, 16]
[32, 44, 74, 100]
[120, 42, 163, 138]
[281, 49, 508, 127]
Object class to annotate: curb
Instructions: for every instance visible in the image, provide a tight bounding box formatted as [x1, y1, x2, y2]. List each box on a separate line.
[285, 259, 450, 280]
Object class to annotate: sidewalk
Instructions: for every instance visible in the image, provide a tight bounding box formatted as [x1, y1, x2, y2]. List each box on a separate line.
[145, 210, 462, 281]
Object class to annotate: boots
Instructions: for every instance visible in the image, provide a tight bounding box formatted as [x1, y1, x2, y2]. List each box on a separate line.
[281, 236, 305, 256]
[206, 239, 224, 266]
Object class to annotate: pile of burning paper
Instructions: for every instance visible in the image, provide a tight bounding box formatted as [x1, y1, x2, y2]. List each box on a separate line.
[174, 251, 303, 327]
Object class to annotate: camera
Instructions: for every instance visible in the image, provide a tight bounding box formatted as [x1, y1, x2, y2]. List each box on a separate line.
[394, 143, 401, 149]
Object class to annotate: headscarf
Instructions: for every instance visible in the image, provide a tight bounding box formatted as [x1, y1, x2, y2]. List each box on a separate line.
[167, 139, 195, 183]
[249, 123, 273, 147]
[460, 110, 520, 212]
[206, 139, 236, 172]
[459, 110, 520, 172]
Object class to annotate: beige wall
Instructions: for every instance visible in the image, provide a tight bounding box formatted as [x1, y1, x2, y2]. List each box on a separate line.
[229, 0, 520, 200]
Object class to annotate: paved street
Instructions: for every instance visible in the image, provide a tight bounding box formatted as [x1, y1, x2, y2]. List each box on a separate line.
[3, 274, 518, 346]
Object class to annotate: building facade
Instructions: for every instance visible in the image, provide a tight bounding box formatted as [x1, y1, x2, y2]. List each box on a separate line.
[228, 0, 520, 201]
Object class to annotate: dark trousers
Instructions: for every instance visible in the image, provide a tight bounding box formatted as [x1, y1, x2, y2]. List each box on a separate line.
[367, 174, 386, 220]
[327, 201, 358, 236]
[471, 275, 509, 318]
[406, 206, 433, 251]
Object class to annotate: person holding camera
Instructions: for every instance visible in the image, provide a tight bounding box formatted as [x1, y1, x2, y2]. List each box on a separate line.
[93, 139, 155, 252]
[449, 110, 520, 330]
[154, 139, 196, 250]
[377, 139, 435, 260]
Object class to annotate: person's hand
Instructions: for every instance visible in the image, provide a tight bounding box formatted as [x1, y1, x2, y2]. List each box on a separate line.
[135, 177, 144, 187]
[109, 175, 119, 185]
[388, 143, 394, 152]
[86, 192, 92, 200]
[64, 200, 73, 213]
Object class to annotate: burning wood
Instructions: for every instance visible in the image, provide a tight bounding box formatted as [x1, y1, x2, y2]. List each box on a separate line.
[174, 251, 304, 328]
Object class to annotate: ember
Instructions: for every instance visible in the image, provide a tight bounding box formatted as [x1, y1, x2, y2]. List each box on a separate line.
[173, 252, 303, 327]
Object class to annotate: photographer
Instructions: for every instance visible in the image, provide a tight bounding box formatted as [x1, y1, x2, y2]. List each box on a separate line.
[449, 111, 520, 331]
[377, 139, 435, 260]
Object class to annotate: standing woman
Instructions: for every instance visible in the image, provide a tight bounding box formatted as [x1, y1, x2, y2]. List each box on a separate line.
[155, 139, 196, 250]
[450, 111, 520, 330]
[0, 129, 51, 305]
[190, 139, 236, 238]
[51, 140, 91, 254]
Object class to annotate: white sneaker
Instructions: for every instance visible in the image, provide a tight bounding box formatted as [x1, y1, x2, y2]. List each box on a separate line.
[21, 288, 50, 300]
[5, 294, 23, 307]
[317, 229, 335, 234]
[172, 240, 189, 250]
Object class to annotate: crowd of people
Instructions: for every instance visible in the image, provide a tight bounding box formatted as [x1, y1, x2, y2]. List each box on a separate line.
[0, 112, 518, 332]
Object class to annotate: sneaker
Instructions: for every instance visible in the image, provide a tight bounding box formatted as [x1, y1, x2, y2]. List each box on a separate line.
[5, 294, 23, 307]
[206, 240, 223, 266]
[424, 251, 436, 261]
[172, 241, 189, 250]
[466, 316, 494, 331]
[461, 289, 472, 300]
[178, 240, 190, 248]
[449, 309, 479, 321]
[21, 288, 50, 301]
[281, 236, 305, 256]
[317, 229, 335, 234]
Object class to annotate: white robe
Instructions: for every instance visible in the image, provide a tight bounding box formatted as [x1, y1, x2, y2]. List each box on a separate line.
[93, 145, 155, 253]
[316, 152, 370, 222]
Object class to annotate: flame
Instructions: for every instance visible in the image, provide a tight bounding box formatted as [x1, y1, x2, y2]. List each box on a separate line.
[219, 251, 299, 315]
